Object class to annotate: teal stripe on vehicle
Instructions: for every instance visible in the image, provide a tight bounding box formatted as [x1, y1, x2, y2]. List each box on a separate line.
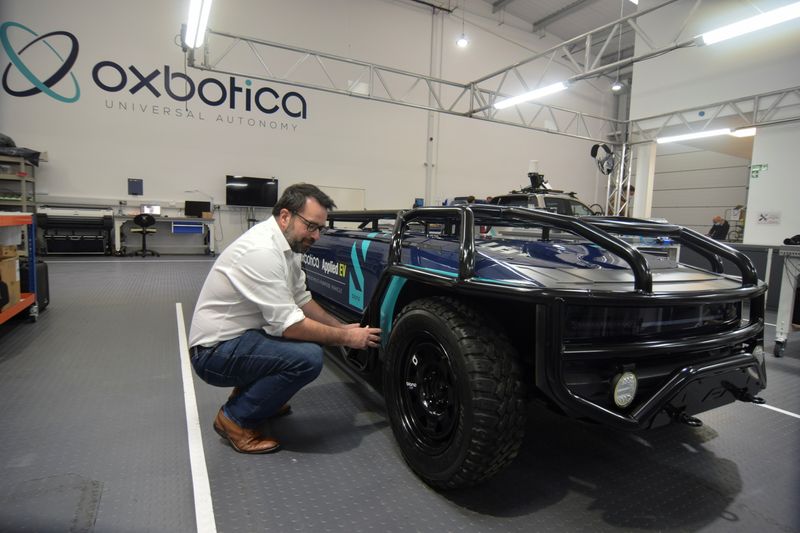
[348, 232, 381, 310]
[363, 232, 378, 257]
[348, 243, 365, 309]
[405, 265, 458, 277]
[380, 276, 407, 343]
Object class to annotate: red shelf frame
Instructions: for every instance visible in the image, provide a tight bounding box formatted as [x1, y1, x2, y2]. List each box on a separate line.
[0, 213, 37, 323]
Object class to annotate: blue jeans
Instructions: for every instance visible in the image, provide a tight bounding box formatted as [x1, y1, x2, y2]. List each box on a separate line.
[190, 329, 323, 428]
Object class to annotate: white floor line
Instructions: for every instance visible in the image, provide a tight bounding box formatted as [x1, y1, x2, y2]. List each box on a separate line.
[175, 303, 218, 533]
[758, 403, 800, 420]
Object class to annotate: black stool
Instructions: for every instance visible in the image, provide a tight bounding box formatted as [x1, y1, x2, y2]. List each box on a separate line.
[130, 213, 160, 257]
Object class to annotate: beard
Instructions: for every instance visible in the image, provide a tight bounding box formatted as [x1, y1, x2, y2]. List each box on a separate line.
[284, 228, 315, 253]
[289, 238, 314, 253]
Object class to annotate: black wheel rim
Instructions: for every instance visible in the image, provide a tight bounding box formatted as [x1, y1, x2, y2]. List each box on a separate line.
[397, 331, 458, 454]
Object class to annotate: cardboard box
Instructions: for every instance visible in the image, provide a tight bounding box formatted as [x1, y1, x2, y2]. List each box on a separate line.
[201, 211, 213, 219]
[0, 257, 18, 282]
[0, 244, 18, 258]
[0, 257, 20, 311]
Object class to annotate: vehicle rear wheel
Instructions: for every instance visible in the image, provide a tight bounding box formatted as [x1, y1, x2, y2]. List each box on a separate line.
[383, 296, 525, 489]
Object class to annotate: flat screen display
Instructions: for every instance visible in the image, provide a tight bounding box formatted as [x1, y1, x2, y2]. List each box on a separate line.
[225, 176, 278, 207]
[141, 204, 161, 215]
[185, 200, 211, 217]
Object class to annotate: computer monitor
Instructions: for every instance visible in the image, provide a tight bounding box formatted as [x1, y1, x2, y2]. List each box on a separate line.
[225, 176, 278, 207]
[185, 200, 211, 218]
[141, 204, 161, 215]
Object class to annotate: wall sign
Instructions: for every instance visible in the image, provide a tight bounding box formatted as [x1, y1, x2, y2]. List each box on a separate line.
[750, 163, 768, 179]
[756, 211, 780, 225]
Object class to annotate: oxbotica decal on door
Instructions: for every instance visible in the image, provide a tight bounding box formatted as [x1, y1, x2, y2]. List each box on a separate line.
[303, 231, 388, 315]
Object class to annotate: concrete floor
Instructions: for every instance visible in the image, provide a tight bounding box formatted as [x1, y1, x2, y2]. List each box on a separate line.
[0, 256, 798, 532]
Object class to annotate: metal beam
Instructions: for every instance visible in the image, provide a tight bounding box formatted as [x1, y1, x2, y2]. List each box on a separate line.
[532, 0, 598, 33]
[471, 0, 680, 85]
[492, 0, 516, 14]
[408, 0, 453, 13]
[186, 28, 624, 143]
[628, 86, 800, 144]
[183, 0, 800, 149]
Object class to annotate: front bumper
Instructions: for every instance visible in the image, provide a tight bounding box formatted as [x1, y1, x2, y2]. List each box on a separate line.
[535, 301, 766, 430]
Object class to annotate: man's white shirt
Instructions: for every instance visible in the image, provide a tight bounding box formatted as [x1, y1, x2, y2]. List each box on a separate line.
[189, 216, 312, 348]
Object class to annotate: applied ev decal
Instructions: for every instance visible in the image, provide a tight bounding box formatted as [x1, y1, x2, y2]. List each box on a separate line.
[1, 21, 308, 130]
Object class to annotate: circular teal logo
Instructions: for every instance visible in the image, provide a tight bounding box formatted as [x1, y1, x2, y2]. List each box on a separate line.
[1, 21, 80, 103]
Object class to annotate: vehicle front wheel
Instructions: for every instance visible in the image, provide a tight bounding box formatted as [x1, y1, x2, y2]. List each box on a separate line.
[384, 296, 526, 489]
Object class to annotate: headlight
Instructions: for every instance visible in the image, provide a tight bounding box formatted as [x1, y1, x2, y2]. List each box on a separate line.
[613, 371, 638, 408]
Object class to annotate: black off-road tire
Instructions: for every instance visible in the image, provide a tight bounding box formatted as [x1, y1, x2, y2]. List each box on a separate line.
[383, 296, 526, 489]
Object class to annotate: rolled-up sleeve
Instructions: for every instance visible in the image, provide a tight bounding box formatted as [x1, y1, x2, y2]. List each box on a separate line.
[226, 247, 306, 336]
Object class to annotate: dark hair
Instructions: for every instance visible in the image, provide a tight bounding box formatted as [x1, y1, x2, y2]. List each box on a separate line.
[272, 183, 336, 216]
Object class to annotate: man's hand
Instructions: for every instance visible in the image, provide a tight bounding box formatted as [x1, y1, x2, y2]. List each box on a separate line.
[283, 317, 381, 349]
[343, 325, 382, 350]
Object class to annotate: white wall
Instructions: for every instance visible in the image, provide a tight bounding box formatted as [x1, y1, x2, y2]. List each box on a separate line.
[0, 0, 613, 250]
[651, 143, 749, 235]
[628, 0, 800, 245]
[743, 123, 800, 246]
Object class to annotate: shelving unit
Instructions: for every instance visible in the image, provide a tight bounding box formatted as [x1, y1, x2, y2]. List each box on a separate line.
[0, 154, 36, 214]
[0, 155, 37, 257]
[0, 213, 38, 325]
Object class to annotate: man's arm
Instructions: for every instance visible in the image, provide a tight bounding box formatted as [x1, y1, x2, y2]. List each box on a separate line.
[300, 299, 346, 328]
[282, 300, 381, 350]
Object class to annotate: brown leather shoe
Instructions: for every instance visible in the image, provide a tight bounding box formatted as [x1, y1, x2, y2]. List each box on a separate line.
[213, 409, 281, 454]
[228, 387, 292, 418]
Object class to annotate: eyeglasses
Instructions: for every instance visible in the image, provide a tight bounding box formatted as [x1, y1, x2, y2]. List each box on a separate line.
[292, 211, 328, 233]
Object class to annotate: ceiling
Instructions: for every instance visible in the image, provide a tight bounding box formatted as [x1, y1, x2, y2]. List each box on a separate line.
[481, 0, 639, 42]
[472, 0, 641, 80]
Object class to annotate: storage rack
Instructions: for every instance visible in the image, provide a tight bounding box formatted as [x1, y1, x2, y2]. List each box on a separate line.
[0, 154, 36, 214]
[0, 213, 38, 324]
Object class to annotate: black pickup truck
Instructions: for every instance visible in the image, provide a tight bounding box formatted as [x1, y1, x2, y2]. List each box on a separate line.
[301, 205, 767, 489]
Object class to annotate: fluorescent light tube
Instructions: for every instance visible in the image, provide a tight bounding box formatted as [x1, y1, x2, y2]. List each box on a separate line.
[494, 82, 568, 110]
[184, 0, 214, 49]
[730, 127, 757, 137]
[699, 1, 800, 45]
[656, 128, 731, 144]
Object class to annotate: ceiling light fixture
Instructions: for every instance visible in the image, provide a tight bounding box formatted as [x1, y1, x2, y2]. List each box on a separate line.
[184, 0, 214, 49]
[697, 1, 800, 46]
[730, 127, 757, 138]
[456, 1, 469, 48]
[656, 128, 732, 144]
[493, 81, 569, 109]
[611, 0, 625, 93]
[656, 127, 757, 144]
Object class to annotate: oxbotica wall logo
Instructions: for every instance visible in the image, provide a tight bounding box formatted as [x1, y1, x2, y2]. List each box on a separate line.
[0, 21, 80, 103]
[1, 21, 307, 131]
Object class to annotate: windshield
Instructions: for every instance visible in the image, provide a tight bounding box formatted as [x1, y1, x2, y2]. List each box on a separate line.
[570, 200, 595, 216]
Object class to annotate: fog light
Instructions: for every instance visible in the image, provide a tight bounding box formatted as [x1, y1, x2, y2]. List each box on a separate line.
[753, 344, 764, 365]
[613, 371, 638, 408]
